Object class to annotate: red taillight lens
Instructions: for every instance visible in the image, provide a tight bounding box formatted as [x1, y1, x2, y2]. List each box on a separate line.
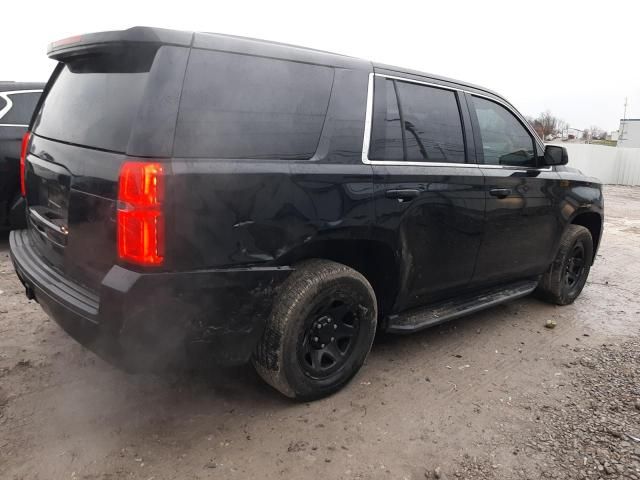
[117, 162, 165, 266]
[51, 35, 83, 48]
[20, 131, 31, 197]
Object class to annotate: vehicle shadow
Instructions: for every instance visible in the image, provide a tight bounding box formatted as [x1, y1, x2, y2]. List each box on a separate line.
[0, 229, 9, 251]
[79, 293, 548, 411]
[10, 290, 561, 471]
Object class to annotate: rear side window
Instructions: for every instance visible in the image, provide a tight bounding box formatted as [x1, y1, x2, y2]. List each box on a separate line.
[471, 96, 536, 167]
[2, 92, 41, 125]
[370, 78, 403, 161]
[33, 49, 154, 153]
[174, 50, 334, 159]
[369, 78, 466, 163]
[396, 82, 465, 163]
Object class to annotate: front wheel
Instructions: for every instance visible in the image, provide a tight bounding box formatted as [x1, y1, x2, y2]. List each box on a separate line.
[253, 260, 377, 401]
[537, 224, 594, 305]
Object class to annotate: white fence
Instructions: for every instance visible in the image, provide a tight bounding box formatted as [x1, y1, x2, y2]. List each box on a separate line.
[554, 143, 640, 186]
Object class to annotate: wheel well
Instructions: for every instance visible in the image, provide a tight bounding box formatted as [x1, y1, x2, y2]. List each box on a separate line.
[279, 240, 399, 320]
[571, 212, 602, 261]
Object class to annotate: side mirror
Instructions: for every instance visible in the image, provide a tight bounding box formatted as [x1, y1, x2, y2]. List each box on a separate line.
[543, 145, 568, 166]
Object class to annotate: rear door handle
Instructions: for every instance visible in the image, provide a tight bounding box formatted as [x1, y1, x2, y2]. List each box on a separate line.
[489, 188, 512, 199]
[385, 189, 420, 202]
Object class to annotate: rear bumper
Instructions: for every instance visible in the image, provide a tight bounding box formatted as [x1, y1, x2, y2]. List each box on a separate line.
[9, 229, 292, 370]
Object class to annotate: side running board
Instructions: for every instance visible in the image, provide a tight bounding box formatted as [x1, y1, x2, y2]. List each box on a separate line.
[386, 280, 538, 334]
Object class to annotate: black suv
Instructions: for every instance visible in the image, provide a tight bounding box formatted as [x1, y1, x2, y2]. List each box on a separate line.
[10, 28, 603, 400]
[0, 82, 44, 228]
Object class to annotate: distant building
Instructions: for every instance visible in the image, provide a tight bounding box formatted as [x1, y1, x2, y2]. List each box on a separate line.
[609, 130, 619, 141]
[618, 119, 640, 148]
[564, 127, 583, 140]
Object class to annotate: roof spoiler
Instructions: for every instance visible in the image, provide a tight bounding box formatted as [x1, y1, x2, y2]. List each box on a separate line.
[47, 26, 193, 60]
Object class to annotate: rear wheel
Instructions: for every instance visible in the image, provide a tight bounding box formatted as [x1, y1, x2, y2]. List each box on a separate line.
[537, 224, 593, 305]
[253, 260, 377, 400]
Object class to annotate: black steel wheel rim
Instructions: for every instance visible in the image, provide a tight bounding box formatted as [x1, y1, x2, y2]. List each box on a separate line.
[565, 241, 586, 289]
[299, 298, 360, 379]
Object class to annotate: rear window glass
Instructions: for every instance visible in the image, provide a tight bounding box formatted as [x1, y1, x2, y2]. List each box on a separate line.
[32, 53, 152, 152]
[2, 92, 40, 125]
[174, 49, 334, 159]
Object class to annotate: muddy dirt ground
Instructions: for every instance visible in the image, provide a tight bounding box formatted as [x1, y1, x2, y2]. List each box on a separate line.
[1, 185, 638, 480]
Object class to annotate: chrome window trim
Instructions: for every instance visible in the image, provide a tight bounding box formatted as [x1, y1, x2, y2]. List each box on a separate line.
[361, 73, 550, 171]
[481, 163, 552, 172]
[361, 73, 375, 164]
[0, 123, 28, 127]
[373, 73, 463, 92]
[364, 159, 480, 168]
[361, 73, 473, 168]
[0, 89, 44, 122]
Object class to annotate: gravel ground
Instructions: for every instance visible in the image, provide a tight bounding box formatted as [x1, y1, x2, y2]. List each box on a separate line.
[535, 340, 640, 479]
[453, 339, 640, 480]
[1, 185, 639, 480]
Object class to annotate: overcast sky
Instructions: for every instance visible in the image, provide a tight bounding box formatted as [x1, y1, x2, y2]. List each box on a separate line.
[2, 0, 638, 132]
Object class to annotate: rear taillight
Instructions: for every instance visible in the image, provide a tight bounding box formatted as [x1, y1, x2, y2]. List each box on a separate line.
[117, 161, 165, 266]
[20, 131, 31, 196]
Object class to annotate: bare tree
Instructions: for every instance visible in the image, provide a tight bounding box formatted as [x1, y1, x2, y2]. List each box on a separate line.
[588, 125, 606, 140]
[527, 111, 563, 139]
[537, 111, 558, 138]
[526, 116, 544, 139]
[556, 119, 567, 137]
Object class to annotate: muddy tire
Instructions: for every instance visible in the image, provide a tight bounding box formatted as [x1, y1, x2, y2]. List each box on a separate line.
[253, 259, 377, 401]
[537, 225, 593, 305]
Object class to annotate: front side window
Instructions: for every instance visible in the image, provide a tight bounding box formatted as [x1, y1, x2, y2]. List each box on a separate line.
[471, 96, 536, 167]
[369, 78, 466, 163]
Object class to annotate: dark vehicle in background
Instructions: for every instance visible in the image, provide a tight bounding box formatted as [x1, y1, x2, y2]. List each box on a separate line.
[0, 82, 44, 228]
[10, 28, 603, 400]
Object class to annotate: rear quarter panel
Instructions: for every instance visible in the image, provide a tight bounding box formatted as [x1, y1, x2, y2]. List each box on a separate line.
[166, 63, 373, 271]
[166, 159, 295, 269]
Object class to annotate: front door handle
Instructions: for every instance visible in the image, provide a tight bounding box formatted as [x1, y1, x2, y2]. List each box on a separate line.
[489, 188, 512, 199]
[385, 189, 420, 202]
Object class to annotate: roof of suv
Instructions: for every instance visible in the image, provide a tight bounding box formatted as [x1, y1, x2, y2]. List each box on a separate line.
[47, 26, 509, 105]
[0, 82, 45, 92]
[372, 62, 508, 105]
[193, 31, 370, 71]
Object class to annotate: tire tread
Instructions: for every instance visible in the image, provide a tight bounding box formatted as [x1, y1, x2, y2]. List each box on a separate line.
[536, 224, 593, 305]
[253, 259, 376, 399]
